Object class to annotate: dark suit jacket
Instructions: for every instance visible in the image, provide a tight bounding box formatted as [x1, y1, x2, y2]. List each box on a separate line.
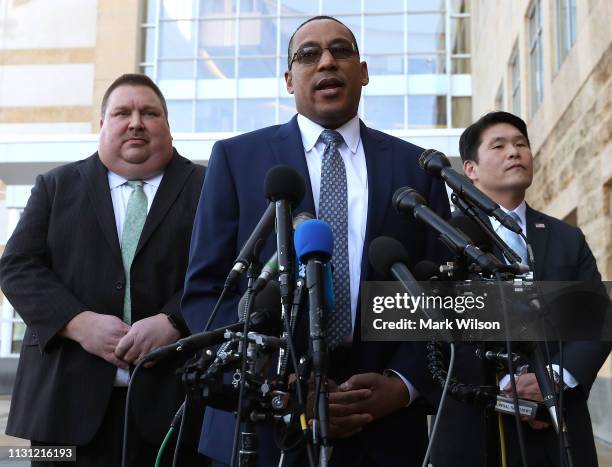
[181, 115, 451, 466]
[432, 205, 611, 467]
[0, 150, 205, 446]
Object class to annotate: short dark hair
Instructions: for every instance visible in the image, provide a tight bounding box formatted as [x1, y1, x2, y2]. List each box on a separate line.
[287, 15, 360, 69]
[459, 111, 530, 162]
[100, 73, 168, 120]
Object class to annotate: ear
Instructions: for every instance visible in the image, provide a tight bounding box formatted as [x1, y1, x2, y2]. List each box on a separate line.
[285, 70, 294, 94]
[463, 159, 478, 182]
[360, 61, 369, 86]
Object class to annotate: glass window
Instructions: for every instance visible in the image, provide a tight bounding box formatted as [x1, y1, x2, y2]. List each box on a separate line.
[239, 0, 277, 15]
[280, 16, 310, 64]
[197, 59, 235, 79]
[278, 97, 296, 123]
[159, 20, 197, 58]
[141, 65, 154, 78]
[159, 60, 194, 79]
[11, 321, 25, 355]
[528, 0, 543, 115]
[143, 27, 156, 63]
[556, 0, 576, 68]
[239, 18, 277, 56]
[144, 0, 158, 23]
[364, 15, 404, 54]
[366, 55, 404, 75]
[364, 0, 403, 13]
[407, 14, 445, 53]
[321, 0, 361, 14]
[407, 95, 447, 128]
[167, 100, 194, 132]
[364, 96, 405, 130]
[408, 54, 446, 74]
[238, 58, 276, 77]
[407, 0, 445, 12]
[450, 17, 470, 54]
[237, 98, 276, 131]
[161, 1, 198, 20]
[336, 16, 362, 48]
[201, 0, 237, 16]
[280, 0, 317, 15]
[196, 99, 234, 132]
[452, 96, 471, 128]
[199, 20, 236, 57]
[510, 45, 521, 116]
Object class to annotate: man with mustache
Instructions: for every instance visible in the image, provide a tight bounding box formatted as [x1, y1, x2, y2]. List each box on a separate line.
[0, 74, 206, 466]
[182, 15, 450, 467]
[432, 111, 610, 467]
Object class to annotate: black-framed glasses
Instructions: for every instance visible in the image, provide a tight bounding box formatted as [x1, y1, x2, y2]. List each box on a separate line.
[289, 42, 359, 69]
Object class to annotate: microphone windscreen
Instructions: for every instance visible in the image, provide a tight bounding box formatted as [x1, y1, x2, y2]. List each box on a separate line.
[392, 186, 425, 216]
[264, 165, 306, 206]
[412, 260, 439, 281]
[449, 214, 493, 252]
[294, 219, 333, 264]
[368, 236, 410, 278]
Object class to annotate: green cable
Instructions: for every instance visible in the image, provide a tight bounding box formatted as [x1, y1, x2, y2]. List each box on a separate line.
[155, 426, 175, 467]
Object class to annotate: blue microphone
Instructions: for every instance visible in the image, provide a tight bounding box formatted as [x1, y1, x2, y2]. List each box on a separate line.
[294, 219, 334, 444]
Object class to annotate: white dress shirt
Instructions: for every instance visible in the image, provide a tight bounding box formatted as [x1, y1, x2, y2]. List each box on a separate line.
[107, 170, 163, 386]
[297, 114, 418, 403]
[493, 201, 578, 390]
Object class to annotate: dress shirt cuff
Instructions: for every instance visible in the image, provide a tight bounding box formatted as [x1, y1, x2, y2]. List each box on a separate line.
[498, 365, 578, 390]
[384, 369, 419, 406]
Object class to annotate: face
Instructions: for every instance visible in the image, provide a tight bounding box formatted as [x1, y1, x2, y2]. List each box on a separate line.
[98, 85, 172, 179]
[285, 19, 369, 128]
[464, 122, 533, 201]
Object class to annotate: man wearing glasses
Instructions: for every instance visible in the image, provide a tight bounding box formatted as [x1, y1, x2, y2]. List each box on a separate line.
[182, 16, 450, 466]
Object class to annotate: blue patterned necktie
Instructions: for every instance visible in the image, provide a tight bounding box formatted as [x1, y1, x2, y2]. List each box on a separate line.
[318, 129, 351, 348]
[121, 180, 148, 324]
[499, 211, 527, 265]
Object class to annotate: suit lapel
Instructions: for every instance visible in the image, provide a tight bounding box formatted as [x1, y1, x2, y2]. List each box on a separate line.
[135, 150, 194, 256]
[268, 115, 316, 215]
[77, 153, 122, 262]
[360, 121, 392, 277]
[525, 205, 549, 280]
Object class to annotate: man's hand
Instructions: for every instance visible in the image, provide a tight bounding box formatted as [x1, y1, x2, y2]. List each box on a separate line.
[338, 372, 410, 421]
[114, 313, 181, 365]
[306, 378, 372, 438]
[502, 373, 551, 430]
[61, 311, 130, 369]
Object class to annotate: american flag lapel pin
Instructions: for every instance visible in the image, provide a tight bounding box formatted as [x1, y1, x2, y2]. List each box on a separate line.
[535, 223, 546, 229]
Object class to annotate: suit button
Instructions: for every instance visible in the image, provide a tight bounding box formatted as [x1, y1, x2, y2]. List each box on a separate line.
[115, 281, 124, 290]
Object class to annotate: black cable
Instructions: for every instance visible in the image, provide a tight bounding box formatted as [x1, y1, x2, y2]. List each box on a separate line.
[121, 359, 146, 467]
[171, 398, 188, 467]
[496, 271, 529, 467]
[230, 287, 256, 467]
[203, 285, 230, 332]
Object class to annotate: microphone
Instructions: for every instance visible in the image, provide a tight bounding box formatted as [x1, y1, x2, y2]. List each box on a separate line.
[419, 149, 522, 234]
[143, 281, 282, 363]
[252, 212, 314, 294]
[449, 215, 494, 253]
[226, 202, 276, 286]
[393, 187, 525, 276]
[294, 219, 334, 445]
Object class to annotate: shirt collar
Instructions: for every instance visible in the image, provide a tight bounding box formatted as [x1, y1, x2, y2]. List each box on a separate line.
[297, 113, 361, 154]
[107, 170, 164, 190]
[490, 200, 527, 233]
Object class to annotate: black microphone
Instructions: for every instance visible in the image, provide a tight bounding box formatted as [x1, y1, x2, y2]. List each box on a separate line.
[251, 212, 314, 294]
[449, 214, 494, 253]
[144, 282, 282, 363]
[226, 202, 276, 286]
[419, 149, 522, 234]
[264, 166, 306, 304]
[393, 187, 519, 276]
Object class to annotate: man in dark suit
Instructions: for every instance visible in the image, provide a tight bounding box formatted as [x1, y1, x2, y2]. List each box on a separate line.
[0, 74, 206, 466]
[181, 16, 450, 467]
[431, 111, 610, 466]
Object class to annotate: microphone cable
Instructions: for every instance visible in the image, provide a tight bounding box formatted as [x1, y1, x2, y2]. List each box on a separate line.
[421, 342, 455, 467]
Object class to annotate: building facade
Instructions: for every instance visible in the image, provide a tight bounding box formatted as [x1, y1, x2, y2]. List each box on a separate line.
[470, 0, 611, 445]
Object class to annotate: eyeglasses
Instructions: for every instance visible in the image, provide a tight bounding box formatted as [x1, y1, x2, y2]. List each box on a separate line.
[289, 42, 359, 69]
